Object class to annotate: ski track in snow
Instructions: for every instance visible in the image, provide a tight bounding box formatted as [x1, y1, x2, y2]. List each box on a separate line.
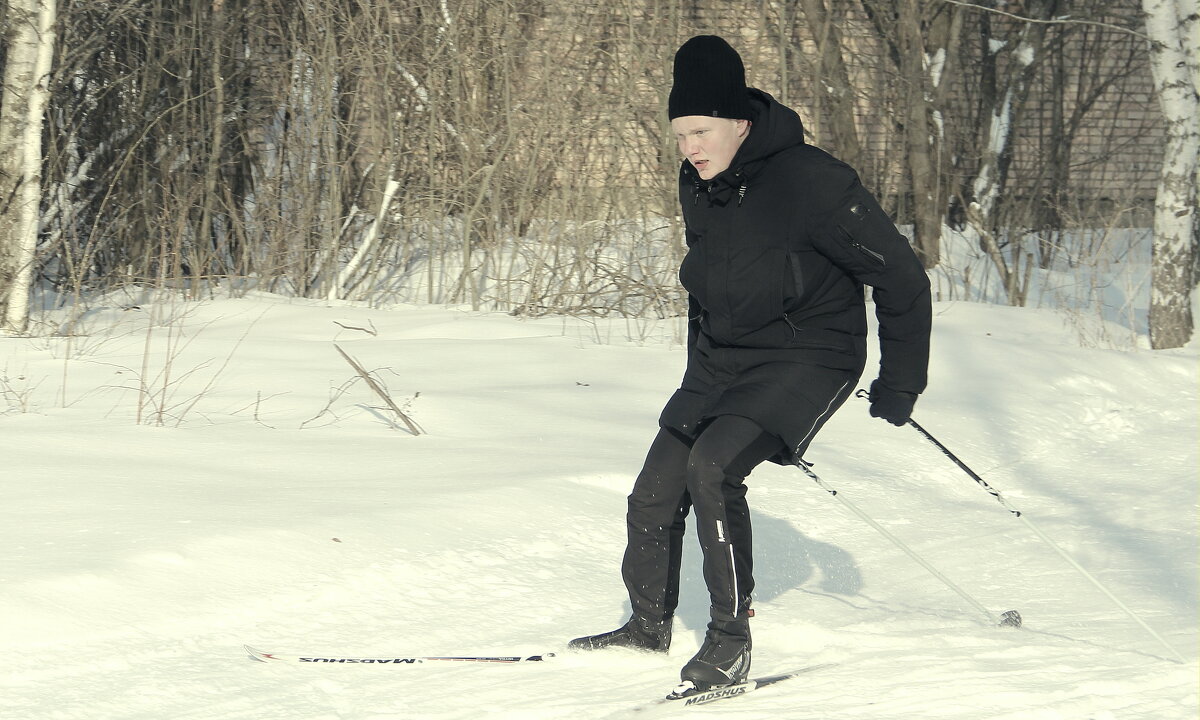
[1, 294, 1196, 719]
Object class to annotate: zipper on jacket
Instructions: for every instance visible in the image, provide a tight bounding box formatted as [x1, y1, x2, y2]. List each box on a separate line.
[781, 312, 845, 351]
[734, 168, 747, 207]
[783, 312, 801, 340]
[839, 227, 886, 267]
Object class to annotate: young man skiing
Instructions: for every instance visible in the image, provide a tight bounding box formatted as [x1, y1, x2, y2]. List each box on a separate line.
[569, 36, 932, 694]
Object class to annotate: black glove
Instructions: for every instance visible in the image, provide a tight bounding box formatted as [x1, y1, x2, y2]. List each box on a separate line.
[868, 379, 917, 426]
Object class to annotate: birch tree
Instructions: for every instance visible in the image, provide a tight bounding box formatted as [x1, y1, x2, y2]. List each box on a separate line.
[966, 0, 1060, 306]
[0, 0, 56, 335]
[1142, 0, 1198, 349]
[861, 0, 965, 268]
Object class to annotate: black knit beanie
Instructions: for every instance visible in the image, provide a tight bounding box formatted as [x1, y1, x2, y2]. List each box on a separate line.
[668, 35, 754, 120]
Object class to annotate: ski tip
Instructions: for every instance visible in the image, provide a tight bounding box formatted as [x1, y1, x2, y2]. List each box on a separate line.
[245, 645, 276, 662]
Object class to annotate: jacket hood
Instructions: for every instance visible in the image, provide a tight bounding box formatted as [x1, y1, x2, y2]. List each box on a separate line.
[735, 88, 806, 170]
[681, 88, 806, 191]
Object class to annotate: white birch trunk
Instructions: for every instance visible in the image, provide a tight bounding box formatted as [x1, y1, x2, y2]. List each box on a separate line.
[965, 3, 1052, 307]
[971, 86, 1016, 221]
[970, 39, 1034, 222]
[1176, 0, 1200, 270]
[328, 169, 400, 302]
[0, 0, 56, 335]
[1143, 0, 1198, 349]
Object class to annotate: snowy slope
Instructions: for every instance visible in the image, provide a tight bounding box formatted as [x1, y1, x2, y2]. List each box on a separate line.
[1, 292, 1196, 719]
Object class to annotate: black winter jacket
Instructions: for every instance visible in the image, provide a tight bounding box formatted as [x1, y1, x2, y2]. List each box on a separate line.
[659, 89, 931, 460]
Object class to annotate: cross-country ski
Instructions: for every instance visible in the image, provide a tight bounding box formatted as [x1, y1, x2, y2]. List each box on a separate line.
[245, 645, 553, 664]
[667, 672, 813, 706]
[664, 664, 836, 706]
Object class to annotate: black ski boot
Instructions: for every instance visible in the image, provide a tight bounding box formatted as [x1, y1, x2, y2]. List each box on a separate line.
[679, 610, 752, 690]
[568, 615, 672, 652]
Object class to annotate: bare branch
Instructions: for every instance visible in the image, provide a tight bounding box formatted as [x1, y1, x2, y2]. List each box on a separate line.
[936, 0, 1150, 40]
[333, 343, 423, 435]
[333, 320, 378, 336]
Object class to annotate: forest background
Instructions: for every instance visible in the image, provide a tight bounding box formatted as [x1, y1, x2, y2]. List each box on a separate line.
[0, 0, 1197, 347]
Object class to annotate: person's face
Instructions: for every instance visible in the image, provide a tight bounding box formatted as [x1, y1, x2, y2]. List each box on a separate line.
[671, 116, 751, 180]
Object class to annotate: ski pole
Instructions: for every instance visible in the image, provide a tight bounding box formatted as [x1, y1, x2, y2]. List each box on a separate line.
[889, 399, 1186, 664]
[793, 459, 1017, 628]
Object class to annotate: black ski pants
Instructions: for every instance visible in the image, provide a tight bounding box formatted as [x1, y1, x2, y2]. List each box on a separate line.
[621, 415, 782, 622]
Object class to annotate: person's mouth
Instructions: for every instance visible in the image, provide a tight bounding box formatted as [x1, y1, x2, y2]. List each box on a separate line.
[693, 159, 708, 172]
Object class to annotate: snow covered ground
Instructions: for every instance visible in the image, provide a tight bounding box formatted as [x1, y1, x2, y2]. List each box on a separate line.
[1, 288, 1196, 719]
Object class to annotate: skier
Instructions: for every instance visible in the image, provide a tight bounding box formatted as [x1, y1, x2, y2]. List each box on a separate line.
[568, 35, 932, 693]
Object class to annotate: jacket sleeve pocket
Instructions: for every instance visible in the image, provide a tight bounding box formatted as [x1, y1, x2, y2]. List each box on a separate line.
[817, 183, 907, 280]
